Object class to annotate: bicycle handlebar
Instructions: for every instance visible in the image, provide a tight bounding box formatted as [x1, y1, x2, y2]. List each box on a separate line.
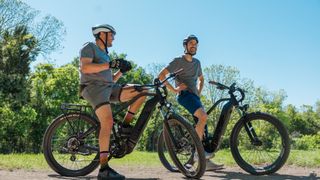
[209, 80, 229, 90]
[134, 68, 183, 90]
[163, 67, 182, 84]
[209, 80, 245, 103]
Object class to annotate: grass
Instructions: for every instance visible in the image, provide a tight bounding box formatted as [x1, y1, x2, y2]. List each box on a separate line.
[0, 149, 319, 170]
[286, 149, 320, 167]
[0, 153, 49, 170]
[215, 149, 320, 168]
[0, 151, 163, 171]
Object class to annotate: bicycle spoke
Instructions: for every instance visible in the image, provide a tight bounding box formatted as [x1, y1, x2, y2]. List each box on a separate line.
[234, 117, 288, 172]
[46, 114, 99, 172]
[165, 119, 204, 177]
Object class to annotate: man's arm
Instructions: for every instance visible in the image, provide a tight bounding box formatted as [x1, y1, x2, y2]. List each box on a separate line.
[198, 74, 204, 95]
[80, 57, 109, 74]
[158, 68, 186, 94]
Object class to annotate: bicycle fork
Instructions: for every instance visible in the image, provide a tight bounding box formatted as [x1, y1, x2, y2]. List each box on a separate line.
[243, 119, 262, 146]
[237, 108, 262, 146]
[159, 104, 183, 151]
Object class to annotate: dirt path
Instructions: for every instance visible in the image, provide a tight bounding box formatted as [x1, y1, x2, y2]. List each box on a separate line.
[0, 166, 319, 180]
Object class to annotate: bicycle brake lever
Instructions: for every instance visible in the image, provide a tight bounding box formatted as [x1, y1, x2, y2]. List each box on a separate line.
[209, 80, 217, 85]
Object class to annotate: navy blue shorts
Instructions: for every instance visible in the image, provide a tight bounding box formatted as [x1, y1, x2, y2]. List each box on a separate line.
[177, 90, 203, 115]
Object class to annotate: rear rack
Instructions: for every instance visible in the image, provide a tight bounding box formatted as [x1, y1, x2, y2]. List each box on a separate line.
[60, 103, 94, 116]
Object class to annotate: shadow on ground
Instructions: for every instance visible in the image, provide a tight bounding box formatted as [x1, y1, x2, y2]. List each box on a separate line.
[198, 169, 319, 180]
[47, 168, 318, 180]
[48, 174, 160, 180]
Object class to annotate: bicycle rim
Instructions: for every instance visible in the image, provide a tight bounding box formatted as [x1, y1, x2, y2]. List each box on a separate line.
[231, 113, 290, 175]
[164, 116, 206, 178]
[44, 113, 100, 176]
[157, 130, 179, 172]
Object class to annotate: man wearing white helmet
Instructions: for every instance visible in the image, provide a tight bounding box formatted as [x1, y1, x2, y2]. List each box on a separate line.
[80, 24, 146, 180]
[158, 35, 224, 171]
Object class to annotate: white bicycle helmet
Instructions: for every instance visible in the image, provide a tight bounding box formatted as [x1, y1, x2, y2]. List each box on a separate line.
[92, 24, 116, 37]
[91, 24, 116, 54]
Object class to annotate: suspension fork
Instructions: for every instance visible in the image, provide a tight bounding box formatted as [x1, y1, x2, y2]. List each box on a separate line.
[238, 110, 262, 145]
[163, 119, 182, 150]
[243, 118, 262, 145]
[160, 104, 182, 150]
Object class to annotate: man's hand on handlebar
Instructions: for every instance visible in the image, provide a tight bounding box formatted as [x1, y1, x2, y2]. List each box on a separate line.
[109, 58, 132, 73]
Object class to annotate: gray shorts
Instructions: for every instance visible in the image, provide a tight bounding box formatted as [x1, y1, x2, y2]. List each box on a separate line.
[81, 84, 122, 110]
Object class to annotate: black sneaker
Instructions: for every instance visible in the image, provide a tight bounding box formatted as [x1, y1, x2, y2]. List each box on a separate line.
[97, 165, 125, 180]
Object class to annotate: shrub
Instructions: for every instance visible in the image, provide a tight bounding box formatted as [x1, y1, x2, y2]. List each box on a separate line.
[293, 133, 320, 150]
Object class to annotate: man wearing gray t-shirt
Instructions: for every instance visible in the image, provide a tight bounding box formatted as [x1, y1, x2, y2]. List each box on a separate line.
[158, 35, 223, 171]
[80, 24, 146, 180]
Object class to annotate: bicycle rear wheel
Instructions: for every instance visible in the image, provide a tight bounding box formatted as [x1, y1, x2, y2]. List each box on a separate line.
[230, 112, 290, 175]
[43, 113, 100, 176]
[163, 113, 206, 179]
[157, 130, 179, 172]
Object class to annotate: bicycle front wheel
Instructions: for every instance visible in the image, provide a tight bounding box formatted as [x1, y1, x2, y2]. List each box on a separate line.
[157, 130, 179, 172]
[163, 113, 206, 179]
[43, 113, 100, 177]
[230, 112, 290, 175]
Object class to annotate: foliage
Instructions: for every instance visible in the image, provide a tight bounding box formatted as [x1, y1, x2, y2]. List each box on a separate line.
[28, 63, 82, 152]
[0, 6, 319, 152]
[2, 56, 320, 153]
[0, 104, 37, 153]
[0, 0, 66, 153]
[0, 0, 66, 56]
[0, 25, 38, 109]
[292, 133, 320, 150]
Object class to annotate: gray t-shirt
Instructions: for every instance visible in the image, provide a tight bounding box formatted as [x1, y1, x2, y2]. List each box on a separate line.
[80, 42, 113, 85]
[166, 56, 203, 97]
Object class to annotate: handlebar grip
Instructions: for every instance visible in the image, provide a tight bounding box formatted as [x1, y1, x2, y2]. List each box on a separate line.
[170, 68, 183, 77]
[209, 80, 218, 85]
[209, 80, 228, 90]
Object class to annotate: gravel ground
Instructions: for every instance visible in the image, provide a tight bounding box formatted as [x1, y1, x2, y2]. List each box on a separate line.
[0, 165, 319, 180]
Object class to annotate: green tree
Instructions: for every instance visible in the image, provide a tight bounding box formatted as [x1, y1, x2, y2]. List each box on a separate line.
[300, 105, 320, 135]
[203, 64, 240, 105]
[145, 62, 165, 80]
[0, 25, 38, 109]
[0, 103, 37, 153]
[315, 100, 320, 117]
[0, 0, 66, 153]
[28, 63, 82, 152]
[0, 0, 66, 56]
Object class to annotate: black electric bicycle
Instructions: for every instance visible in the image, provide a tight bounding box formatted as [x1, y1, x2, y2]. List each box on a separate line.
[158, 80, 290, 175]
[42, 69, 206, 179]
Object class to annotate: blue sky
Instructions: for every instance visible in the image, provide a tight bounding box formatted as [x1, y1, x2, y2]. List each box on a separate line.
[21, 0, 320, 107]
